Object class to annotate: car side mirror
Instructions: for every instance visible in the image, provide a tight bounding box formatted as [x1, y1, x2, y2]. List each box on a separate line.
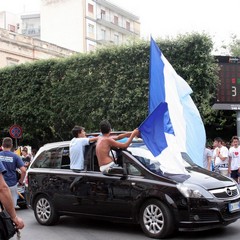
[103, 166, 124, 176]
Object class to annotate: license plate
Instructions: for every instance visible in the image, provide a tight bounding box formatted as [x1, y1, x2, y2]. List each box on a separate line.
[228, 201, 240, 212]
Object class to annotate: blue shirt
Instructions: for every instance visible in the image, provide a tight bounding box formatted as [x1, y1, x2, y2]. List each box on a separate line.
[69, 138, 90, 170]
[0, 151, 24, 187]
[0, 161, 6, 175]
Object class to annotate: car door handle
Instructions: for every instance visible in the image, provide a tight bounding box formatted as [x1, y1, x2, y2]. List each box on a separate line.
[131, 182, 145, 190]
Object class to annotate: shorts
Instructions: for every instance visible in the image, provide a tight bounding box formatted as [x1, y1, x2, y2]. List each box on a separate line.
[100, 162, 118, 173]
[231, 169, 240, 179]
[9, 184, 18, 207]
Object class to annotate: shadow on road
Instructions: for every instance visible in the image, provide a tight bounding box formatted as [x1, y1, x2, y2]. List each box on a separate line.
[57, 215, 239, 239]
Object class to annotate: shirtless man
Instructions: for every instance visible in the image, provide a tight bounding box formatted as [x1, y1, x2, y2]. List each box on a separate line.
[96, 120, 139, 173]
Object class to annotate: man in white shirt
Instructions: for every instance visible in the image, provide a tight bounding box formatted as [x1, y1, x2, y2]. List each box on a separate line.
[212, 137, 229, 176]
[70, 126, 98, 170]
[228, 136, 240, 182]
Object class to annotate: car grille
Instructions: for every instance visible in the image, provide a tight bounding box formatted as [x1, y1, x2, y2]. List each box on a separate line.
[209, 186, 239, 199]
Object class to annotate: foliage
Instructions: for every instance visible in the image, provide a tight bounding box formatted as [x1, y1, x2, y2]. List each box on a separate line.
[0, 33, 229, 148]
[229, 35, 240, 57]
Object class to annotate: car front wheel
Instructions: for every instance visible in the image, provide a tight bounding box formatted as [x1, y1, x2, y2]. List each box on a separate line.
[33, 195, 59, 225]
[139, 199, 175, 239]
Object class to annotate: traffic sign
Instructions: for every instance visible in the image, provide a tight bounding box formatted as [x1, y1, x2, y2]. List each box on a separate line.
[9, 125, 23, 138]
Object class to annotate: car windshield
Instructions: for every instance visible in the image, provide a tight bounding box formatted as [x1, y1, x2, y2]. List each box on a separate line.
[128, 144, 195, 176]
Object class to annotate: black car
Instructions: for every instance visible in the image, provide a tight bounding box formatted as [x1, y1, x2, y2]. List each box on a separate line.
[26, 139, 240, 239]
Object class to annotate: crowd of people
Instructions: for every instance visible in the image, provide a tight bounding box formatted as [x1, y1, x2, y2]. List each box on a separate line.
[0, 138, 36, 237]
[203, 136, 240, 183]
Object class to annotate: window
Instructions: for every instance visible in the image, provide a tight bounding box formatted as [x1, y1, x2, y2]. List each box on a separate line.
[101, 9, 106, 20]
[127, 163, 142, 176]
[31, 148, 63, 169]
[114, 16, 118, 25]
[61, 147, 70, 169]
[88, 3, 94, 13]
[88, 23, 94, 35]
[126, 21, 130, 31]
[6, 57, 19, 66]
[114, 34, 119, 44]
[101, 29, 106, 40]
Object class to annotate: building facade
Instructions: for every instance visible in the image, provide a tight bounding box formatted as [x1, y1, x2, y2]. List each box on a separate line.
[0, 28, 76, 68]
[0, 0, 140, 68]
[41, 0, 140, 52]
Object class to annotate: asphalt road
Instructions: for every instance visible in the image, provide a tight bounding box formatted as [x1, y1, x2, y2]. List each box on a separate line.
[16, 208, 240, 240]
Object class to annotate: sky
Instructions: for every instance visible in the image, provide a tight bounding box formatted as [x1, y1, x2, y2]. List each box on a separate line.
[0, 0, 240, 53]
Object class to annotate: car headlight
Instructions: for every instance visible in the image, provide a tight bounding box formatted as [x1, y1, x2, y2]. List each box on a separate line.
[177, 183, 213, 199]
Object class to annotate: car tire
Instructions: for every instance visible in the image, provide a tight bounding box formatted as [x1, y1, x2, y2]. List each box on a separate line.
[33, 194, 59, 225]
[139, 199, 175, 239]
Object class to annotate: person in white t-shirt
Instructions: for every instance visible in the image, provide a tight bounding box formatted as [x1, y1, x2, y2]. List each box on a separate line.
[212, 137, 229, 176]
[228, 136, 240, 182]
[70, 126, 98, 170]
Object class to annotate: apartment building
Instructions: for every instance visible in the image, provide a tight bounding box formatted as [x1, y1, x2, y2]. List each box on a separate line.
[0, 0, 140, 68]
[41, 0, 140, 52]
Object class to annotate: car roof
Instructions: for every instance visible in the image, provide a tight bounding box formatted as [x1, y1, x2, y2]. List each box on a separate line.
[38, 141, 70, 151]
[37, 134, 143, 152]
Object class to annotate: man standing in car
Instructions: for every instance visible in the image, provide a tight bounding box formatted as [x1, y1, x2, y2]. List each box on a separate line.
[96, 120, 139, 173]
[0, 137, 26, 207]
[70, 126, 98, 170]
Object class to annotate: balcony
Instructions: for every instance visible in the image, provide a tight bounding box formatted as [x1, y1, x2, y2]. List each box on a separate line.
[96, 15, 139, 36]
[22, 28, 40, 37]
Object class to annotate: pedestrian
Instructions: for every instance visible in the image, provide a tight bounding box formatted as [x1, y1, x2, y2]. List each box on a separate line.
[0, 137, 26, 207]
[96, 120, 139, 173]
[228, 136, 240, 182]
[203, 145, 212, 171]
[212, 137, 229, 176]
[70, 125, 98, 170]
[21, 148, 31, 169]
[0, 160, 25, 237]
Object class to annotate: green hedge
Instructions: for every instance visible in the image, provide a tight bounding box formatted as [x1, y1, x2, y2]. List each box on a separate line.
[0, 33, 224, 147]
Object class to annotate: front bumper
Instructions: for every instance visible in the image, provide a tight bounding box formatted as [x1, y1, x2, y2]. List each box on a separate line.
[177, 196, 240, 231]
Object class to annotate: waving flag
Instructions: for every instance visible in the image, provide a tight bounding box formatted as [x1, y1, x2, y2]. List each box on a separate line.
[139, 37, 206, 171]
[139, 102, 169, 156]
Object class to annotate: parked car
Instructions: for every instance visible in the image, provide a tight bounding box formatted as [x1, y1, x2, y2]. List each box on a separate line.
[25, 139, 240, 239]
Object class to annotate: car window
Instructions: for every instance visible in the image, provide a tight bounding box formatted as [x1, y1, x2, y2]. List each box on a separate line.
[127, 163, 142, 176]
[62, 147, 70, 169]
[31, 148, 63, 169]
[122, 153, 143, 176]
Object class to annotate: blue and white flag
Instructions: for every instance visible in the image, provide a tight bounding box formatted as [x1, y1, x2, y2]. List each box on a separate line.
[139, 37, 206, 173]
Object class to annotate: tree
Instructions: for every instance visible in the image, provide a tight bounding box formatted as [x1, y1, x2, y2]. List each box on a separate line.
[229, 34, 240, 57]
